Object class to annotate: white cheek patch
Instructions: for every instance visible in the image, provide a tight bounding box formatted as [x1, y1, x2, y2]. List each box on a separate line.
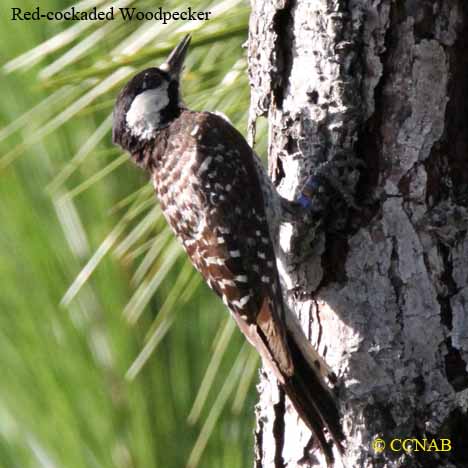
[126, 82, 169, 139]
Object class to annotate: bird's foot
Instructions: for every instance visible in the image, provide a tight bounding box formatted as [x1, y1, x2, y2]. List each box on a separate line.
[297, 157, 364, 212]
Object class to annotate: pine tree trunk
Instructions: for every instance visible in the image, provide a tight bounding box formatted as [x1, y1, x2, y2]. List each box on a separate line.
[248, 1, 468, 467]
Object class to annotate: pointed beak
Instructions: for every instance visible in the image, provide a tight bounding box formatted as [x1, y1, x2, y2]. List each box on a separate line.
[161, 34, 191, 78]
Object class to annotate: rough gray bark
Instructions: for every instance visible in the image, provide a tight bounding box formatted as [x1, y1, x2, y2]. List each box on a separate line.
[248, 1, 468, 467]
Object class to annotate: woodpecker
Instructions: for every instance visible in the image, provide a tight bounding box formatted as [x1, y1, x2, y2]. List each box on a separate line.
[113, 35, 344, 463]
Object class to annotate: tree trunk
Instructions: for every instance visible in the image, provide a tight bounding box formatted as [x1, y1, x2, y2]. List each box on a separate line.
[248, 1, 468, 467]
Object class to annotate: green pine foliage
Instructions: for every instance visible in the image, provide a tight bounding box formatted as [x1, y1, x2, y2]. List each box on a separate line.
[0, 0, 268, 466]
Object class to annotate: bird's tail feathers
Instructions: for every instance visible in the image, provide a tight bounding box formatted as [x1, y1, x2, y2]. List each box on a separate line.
[284, 307, 336, 383]
[282, 329, 345, 466]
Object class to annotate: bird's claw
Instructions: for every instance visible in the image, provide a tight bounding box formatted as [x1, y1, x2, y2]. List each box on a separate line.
[296, 156, 364, 211]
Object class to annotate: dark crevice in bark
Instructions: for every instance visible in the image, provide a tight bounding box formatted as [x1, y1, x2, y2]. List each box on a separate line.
[272, 150, 286, 187]
[425, 1, 468, 208]
[313, 299, 323, 349]
[355, 121, 381, 214]
[438, 239, 468, 391]
[444, 338, 468, 392]
[438, 243, 457, 330]
[439, 294, 453, 331]
[272, 0, 295, 111]
[442, 409, 468, 465]
[356, 1, 393, 214]
[319, 233, 349, 288]
[399, 168, 416, 200]
[444, 1, 468, 207]
[406, 0, 436, 41]
[424, 149, 450, 208]
[389, 236, 404, 332]
[271, 134, 294, 187]
[286, 134, 298, 156]
[272, 389, 286, 468]
[307, 90, 319, 105]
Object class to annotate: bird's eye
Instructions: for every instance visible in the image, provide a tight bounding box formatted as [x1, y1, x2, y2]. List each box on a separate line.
[141, 76, 161, 92]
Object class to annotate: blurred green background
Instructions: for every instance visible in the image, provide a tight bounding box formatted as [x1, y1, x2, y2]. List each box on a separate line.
[0, 0, 268, 466]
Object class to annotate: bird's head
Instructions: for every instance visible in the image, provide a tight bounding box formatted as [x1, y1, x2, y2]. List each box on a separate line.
[112, 34, 191, 151]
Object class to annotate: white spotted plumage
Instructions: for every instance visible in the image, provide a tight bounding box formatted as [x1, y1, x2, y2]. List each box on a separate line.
[147, 111, 284, 321]
[197, 156, 212, 175]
